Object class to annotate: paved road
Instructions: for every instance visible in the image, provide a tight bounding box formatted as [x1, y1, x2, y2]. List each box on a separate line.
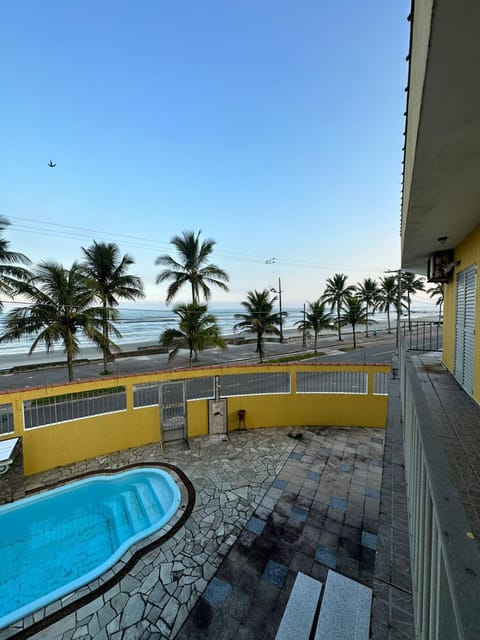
[0, 331, 398, 393]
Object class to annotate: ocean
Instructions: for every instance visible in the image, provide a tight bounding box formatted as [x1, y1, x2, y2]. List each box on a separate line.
[0, 305, 439, 357]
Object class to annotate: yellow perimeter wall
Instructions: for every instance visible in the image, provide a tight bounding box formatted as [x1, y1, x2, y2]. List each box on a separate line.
[0, 363, 390, 475]
[443, 224, 480, 402]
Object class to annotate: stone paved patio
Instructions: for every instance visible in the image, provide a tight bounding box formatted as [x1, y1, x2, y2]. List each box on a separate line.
[177, 426, 385, 640]
[2, 425, 389, 640]
[2, 429, 294, 639]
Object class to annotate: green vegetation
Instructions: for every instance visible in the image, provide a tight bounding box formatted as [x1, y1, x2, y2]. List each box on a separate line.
[427, 283, 444, 322]
[401, 272, 426, 330]
[81, 240, 145, 375]
[0, 215, 31, 312]
[160, 301, 226, 367]
[0, 261, 111, 381]
[322, 273, 355, 342]
[155, 230, 229, 304]
[234, 289, 283, 363]
[295, 299, 333, 354]
[356, 277, 380, 337]
[267, 352, 323, 363]
[0, 218, 430, 380]
[340, 297, 368, 348]
[377, 275, 398, 333]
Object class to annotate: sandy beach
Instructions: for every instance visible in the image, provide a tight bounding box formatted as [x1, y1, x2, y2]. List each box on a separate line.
[0, 314, 440, 373]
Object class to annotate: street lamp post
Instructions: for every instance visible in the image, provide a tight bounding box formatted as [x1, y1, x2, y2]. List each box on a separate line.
[385, 268, 403, 355]
[302, 302, 307, 347]
[270, 277, 284, 343]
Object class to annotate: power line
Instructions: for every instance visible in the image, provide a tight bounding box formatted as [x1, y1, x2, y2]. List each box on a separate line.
[6, 214, 390, 272]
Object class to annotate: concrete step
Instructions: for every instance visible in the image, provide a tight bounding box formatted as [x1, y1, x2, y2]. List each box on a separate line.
[313, 570, 372, 640]
[275, 572, 323, 640]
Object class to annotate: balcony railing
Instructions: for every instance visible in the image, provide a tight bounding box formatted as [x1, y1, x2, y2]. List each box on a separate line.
[401, 320, 442, 351]
[399, 344, 480, 639]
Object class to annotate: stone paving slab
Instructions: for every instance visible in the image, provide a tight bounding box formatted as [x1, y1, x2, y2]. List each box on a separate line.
[176, 426, 385, 640]
[314, 570, 371, 640]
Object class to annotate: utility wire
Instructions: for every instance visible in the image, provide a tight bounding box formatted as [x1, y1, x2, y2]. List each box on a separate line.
[6, 214, 389, 272]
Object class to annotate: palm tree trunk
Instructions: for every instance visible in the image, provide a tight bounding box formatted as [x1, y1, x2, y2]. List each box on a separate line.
[102, 302, 109, 373]
[387, 307, 391, 333]
[352, 323, 356, 348]
[365, 307, 369, 337]
[67, 349, 74, 382]
[314, 331, 318, 354]
[337, 305, 342, 341]
[257, 333, 264, 362]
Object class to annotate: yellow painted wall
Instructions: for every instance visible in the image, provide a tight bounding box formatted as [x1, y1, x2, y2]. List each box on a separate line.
[442, 224, 480, 402]
[0, 363, 390, 475]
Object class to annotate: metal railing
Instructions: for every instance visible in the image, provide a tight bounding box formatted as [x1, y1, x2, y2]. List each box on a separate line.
[401, 320, 442, 351]
[400, 345, 480, 639]
[23, 386, 127, 429]
[133, 377, 215, 408]
[297, 370, 367, 394]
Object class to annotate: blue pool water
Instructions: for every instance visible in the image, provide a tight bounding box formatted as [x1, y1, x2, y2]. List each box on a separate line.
[0, 468, 181, 628]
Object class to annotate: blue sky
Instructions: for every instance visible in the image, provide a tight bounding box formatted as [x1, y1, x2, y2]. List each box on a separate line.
[0, 1, 414, 309]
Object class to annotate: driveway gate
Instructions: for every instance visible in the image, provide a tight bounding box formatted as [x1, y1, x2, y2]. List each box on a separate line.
[159, 381, 186, 445]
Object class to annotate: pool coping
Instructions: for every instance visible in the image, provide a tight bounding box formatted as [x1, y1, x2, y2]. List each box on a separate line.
[4, 462, 196, 639]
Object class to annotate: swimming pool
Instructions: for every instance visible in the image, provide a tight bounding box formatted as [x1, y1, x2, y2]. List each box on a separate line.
[0, 467, 181, 628]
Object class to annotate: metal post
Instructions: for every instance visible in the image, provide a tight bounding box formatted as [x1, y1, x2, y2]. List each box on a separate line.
[385, 268, 402, 355]
[302, 303, 307, 347]
[396, 269, 402, 355]
[278, 277, 284, 343]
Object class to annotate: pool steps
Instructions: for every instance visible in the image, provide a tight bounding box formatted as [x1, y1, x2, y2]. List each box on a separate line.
[103, 481, 166, 540]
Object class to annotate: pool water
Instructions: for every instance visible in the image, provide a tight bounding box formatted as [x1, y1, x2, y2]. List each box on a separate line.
[0, 467, 181, 628]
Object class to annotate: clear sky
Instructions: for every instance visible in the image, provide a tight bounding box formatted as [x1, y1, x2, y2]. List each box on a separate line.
[0, 1, 415, 309]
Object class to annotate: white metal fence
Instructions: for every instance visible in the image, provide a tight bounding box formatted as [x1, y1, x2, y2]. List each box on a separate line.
[374, 372, 390, 395]
[297, 370, 367, 394]
[400, 346, 480, 639]
[23, 387, 127, 429]
[133, 377, 215, 408]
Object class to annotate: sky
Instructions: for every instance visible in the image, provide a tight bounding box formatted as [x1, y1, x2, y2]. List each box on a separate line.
[0, 1, 419, 310]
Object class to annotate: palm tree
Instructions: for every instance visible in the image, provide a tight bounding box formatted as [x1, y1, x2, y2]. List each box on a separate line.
[159, 301, 226, 367]
[234, 289, 282, 363]
[356, 278, 380, 337]
[0, 261, 111, 381]
[340, 296, 368, 348]
[81, 241, 145, 374]
[322, 273, 355, 341]
[401, 272, 426, 330]
[377, 275, 398, 333]
[427, 283, 444, 322]
[155, 230, 229, 304]
[0, 215, 32, 311]
[295, 299, 333, 354]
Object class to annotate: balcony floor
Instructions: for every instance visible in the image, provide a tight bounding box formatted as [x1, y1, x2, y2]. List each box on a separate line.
[410, 352, 480, 543]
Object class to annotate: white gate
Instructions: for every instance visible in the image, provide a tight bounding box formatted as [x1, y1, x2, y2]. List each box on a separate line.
[454, 264, 477, 394]
[159, 381, 186, 444]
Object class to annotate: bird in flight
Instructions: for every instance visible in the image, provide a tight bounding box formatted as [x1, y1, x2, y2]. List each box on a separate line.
[48, 160, 56, 168]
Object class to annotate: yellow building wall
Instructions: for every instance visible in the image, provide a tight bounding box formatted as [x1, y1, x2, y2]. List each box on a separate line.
[0, 363, 390, 475]
[442, 224, 480, 402]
